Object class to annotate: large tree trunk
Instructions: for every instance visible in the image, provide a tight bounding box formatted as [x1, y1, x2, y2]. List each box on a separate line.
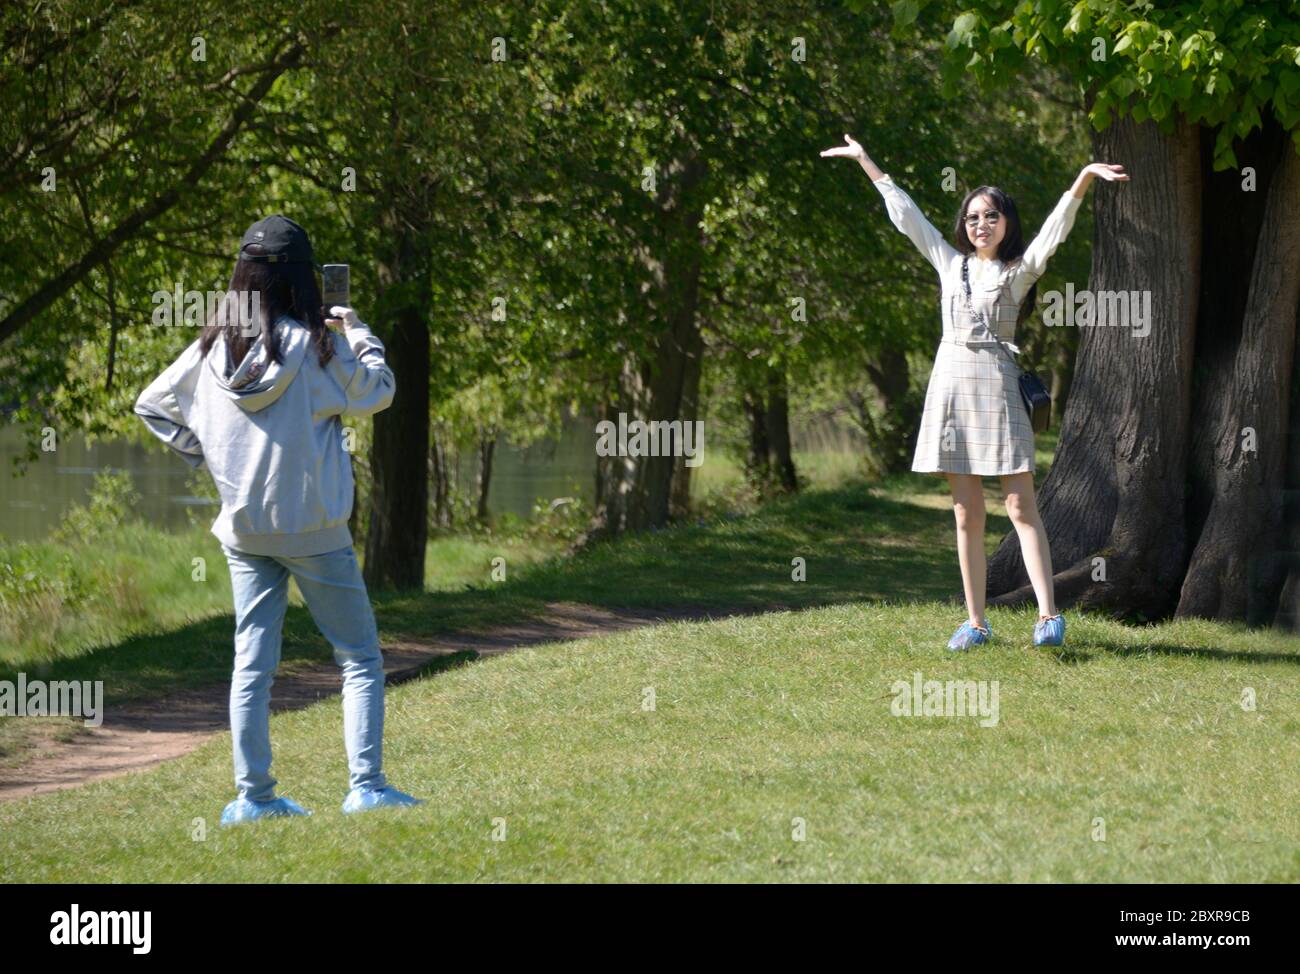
[1177, 123, 1300, 621]
[1274, 346, 1300, 631]
[364, 207, 430, 592]
[987, 112, 1203, 621]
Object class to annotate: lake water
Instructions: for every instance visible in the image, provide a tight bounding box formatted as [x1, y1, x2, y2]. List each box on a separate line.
[1, 414, 865, 543]
[0, 421, 597, 543]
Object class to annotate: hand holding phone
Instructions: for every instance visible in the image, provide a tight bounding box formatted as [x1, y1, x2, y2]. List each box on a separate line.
[321, 263, 350, 308]
[324, 306, 362, 332]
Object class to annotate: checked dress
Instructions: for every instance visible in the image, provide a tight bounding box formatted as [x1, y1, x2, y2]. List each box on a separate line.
[872, 174, 1082, 476]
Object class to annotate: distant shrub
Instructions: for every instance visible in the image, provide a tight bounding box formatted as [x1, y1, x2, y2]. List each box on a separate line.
[0, 543, 87, 658]
[52, 469, 141, 546]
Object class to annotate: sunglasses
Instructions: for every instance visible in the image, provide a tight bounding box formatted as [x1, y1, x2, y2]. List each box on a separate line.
[964, 209, 1002, 228]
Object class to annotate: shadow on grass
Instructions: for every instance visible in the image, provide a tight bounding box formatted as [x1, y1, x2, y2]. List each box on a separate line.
[1066, 640, 1300, 667]
[0, 481, 969, 705]
[371, 483, 962, 640]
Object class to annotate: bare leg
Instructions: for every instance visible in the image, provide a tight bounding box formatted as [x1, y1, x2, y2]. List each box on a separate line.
[946, 473, 987, 627]
[999, 471, 1058, 619]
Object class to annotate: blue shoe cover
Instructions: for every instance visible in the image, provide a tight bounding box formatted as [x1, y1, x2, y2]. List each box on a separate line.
[220, 796, 312, 826]
[342, 786, 426, 814]
[1034, 613, 1066, 647]
[947, 619, 991, 652]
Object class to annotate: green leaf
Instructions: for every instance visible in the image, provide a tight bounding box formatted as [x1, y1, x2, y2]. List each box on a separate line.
[1064, 3, 1088, 37]
[1111, 76, 1137, 99]
[892, 0, 921, 27]
[947, 12, 978, 49]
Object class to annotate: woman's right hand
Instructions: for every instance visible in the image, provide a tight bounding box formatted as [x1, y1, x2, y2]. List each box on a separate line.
[820, 133, 867, 161]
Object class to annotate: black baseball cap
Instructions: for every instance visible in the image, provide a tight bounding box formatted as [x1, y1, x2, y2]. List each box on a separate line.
[238, 215, 321, 269]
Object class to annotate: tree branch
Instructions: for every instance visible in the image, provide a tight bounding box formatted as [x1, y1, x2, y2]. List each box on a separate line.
[0, 35, 312, 346]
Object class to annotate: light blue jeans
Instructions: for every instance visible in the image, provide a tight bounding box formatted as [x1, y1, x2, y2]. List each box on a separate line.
[221, 542, 387, 800]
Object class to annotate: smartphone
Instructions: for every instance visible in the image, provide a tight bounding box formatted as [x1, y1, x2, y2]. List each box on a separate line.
[321, 263, 350, 312]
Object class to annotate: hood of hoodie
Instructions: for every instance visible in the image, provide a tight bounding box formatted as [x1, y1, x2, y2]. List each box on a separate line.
[205, 315, 310, 413]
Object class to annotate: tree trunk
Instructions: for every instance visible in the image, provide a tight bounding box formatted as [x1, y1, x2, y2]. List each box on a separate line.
[348, 464, 360, 543]
[669, 321, 705, 519]
[476, 431, 496, 525]
[1049, 336, 1075, 427]
[1177, 123, 1300, 621]
[863, 347, 921, 474]
[765, 367, 798, 492]
[364, 207, 430, 592]
[745, 387, 770, 482]
[987, 112, 1203, 621]
[588, 369, 643, 541]
[588, 153, 707, 539]
[1274, 345, 1300, 630]
[428, 433, 452, 531]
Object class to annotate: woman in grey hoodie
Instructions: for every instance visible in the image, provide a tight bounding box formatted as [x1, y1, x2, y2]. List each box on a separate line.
[135, 215, 423, 824]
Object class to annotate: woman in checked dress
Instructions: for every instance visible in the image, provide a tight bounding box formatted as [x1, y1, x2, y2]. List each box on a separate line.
[821, 134, 1127, 651]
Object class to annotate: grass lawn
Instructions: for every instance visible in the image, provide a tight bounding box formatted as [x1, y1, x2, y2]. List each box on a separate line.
[0, 458, 969, 712]
[0, 526, 560, 764]
[1, 601, 1295, 882]
[4, 430, 1296, 881]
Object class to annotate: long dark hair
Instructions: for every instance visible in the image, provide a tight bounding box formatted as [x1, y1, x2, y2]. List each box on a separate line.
[953, 185, 1036, 326]
[198, 243, 333, 370]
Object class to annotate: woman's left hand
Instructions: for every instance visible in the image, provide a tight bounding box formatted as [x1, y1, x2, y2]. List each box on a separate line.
[1084, 162, 1129, 182]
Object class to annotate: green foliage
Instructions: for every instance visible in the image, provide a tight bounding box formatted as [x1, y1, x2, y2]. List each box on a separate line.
[890, 0, 1300, 169]
[4, 0, 1087, 532]
[0, 542, 88, 654]
[51, 469, 141, 546]
[1, 0, 338, 448]
[0, 469, 142, 653]
[525, 495, 590, 548]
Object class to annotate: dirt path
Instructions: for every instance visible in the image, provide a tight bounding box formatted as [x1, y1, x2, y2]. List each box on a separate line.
[0, 602, 759, 801]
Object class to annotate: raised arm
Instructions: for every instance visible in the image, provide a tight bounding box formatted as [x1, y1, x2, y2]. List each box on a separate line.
[821, 133, 958, 276]
[1012, 162, 1128, 302]
[324, 305, 396, 418]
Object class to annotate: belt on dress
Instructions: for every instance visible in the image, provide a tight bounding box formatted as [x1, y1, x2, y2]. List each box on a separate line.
[941, 337, 1022, 354]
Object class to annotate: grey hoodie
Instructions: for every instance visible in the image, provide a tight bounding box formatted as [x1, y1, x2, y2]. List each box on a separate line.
[134, 316, 395, 557]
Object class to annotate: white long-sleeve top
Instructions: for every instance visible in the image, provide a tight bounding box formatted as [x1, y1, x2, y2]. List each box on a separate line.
[872, 173, 1082, 350]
